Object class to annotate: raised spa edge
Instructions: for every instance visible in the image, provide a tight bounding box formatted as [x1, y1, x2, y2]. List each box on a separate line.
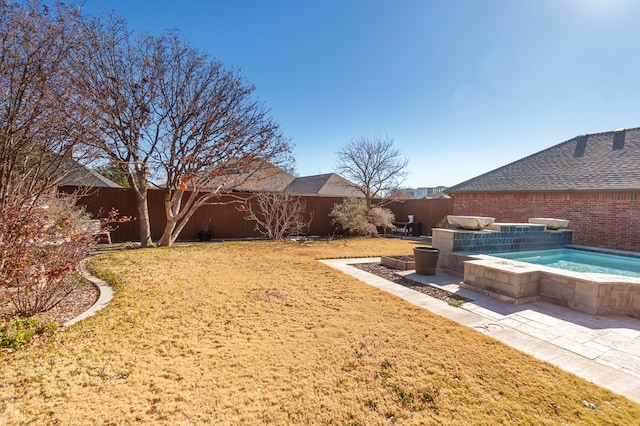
[447, 215, 495, 230]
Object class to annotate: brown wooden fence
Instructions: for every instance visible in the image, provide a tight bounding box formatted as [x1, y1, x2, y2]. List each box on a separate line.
[385, 198, 453, 237]
[61, 186, 453, 242]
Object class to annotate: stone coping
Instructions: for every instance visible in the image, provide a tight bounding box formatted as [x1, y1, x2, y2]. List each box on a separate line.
[465, 254, 640, 317]
[473, 253, 640, 284]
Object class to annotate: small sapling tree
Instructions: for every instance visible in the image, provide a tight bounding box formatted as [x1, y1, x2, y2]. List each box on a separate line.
[243, 192, 313, 239]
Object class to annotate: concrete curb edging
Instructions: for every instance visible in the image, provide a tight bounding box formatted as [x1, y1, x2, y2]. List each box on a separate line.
[63, 259, 114, 327]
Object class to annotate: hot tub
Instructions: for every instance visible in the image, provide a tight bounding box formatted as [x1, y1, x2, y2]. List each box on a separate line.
[462, 247, 640, 317]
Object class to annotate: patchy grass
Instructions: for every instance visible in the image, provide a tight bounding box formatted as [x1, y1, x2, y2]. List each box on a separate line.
[0, 238, 638, 424]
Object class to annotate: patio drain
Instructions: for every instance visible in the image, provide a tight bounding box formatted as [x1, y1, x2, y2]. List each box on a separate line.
[473, 323, 504, 334]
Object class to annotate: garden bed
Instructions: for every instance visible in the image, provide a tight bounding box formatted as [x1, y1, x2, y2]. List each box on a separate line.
[352, 262, 469, 305]
[380, 254, 415, 270]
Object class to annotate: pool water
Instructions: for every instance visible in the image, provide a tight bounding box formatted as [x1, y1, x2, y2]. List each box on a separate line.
[491, 248, 640, 278]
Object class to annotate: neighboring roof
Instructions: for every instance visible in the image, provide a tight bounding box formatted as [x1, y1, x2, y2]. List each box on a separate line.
[231, 163, 295, 192]
[285, 173, 363, 197]
[56, 158, 122, 188]
[202, 159, 295, 192]
[447, 127, 640, 193]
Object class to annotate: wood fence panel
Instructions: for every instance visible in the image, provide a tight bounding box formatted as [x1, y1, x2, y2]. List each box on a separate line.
[64, 186, 453, 242]
[303, 196, 345, 236]
[386, 198, 453, 236]
[60, 186, 140, 243]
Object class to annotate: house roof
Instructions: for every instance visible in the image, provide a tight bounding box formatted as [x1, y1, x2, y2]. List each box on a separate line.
[230, 163, 295, 192]
[285, 173, 362, 197]
[446, 127, 640, 193]
[201, 159, 295, 192]
[56, 158, 122, 188]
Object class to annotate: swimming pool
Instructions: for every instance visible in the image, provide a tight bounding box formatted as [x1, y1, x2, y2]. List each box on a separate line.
[491, 248, 640, 278]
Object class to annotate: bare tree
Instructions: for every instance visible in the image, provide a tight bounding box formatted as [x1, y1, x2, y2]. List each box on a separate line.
[74, 13, 157, 247]
[77, 16, 292, 247]
[336, 135, 408, 209]
[243, 192, 313, 239]
[0, 1, 98, 315]
[151, 32, 292, 246]
[0, 0, 99, 210]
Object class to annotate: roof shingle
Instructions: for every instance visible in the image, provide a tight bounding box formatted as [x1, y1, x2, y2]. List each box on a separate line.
[285, 173, 362, 197]
[446, 127, 640, 193]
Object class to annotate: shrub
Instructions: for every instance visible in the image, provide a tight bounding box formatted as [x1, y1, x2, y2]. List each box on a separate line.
[330, 198, 375, 237]
[329, 198, 395, 237]
[0, 193, 94, 316]
[1, 317, 39, 348]
[367, 206, 395, 231]
[244, 192, 313, 239]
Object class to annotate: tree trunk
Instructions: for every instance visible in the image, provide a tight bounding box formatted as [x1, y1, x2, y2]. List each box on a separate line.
[135, 186, 154, 248]
[157, 200, 199, 247]
[157, 189, 180, 247]
[157, 190, 211, 247]
[157, 221, 175, 246]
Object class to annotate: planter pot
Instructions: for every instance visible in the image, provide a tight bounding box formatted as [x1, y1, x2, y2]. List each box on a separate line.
[413, 246, 439, 275]
[198, 230, 213, 242]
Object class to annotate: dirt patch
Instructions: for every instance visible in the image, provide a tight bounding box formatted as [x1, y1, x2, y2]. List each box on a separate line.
[352, 262, 470, 304]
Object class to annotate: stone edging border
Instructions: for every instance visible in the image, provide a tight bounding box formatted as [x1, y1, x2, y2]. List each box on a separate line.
[63, 258, 114, 327]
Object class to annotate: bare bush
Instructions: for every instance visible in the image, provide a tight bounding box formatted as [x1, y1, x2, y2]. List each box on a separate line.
[98, 207, 135, 234]
[330, 198, 395, 237]
[0, 2, 99, 317]
[330, 198, 374, 236]
[0, 193, 94, 317]
[367, 206, 395, 232]
[243, 192, 313, 239]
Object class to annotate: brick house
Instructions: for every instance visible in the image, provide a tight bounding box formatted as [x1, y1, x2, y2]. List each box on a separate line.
[445, 127, 640, 252]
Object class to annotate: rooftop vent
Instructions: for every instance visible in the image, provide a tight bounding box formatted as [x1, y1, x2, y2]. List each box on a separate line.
[613, 129, 626, 150]
[574, 135, 588, 157]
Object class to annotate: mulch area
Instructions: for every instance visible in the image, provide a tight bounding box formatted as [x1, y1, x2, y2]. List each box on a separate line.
[352, 261, 470, 304]
[4, 244, 143, 324]
[0, 281, 99, 325]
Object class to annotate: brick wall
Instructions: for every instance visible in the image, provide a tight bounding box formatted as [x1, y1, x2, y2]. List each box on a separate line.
[453, 192, 640, 252]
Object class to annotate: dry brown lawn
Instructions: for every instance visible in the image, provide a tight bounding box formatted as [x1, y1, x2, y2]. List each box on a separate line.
[1, 238, 639, 425]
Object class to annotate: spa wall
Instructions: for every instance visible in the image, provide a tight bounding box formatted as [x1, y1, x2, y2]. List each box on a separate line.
[453, 192, 640, 252]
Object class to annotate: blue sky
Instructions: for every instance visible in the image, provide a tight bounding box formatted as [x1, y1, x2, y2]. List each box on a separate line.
[85, 0, 640, 188]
